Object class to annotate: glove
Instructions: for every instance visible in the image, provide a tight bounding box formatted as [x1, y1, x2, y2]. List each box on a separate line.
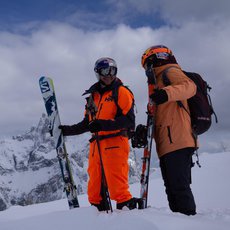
[88, 120, 103, 133]
[150, 89, 168, 105]
[131, 124, 147, 148]
[59, 125, 75, 136]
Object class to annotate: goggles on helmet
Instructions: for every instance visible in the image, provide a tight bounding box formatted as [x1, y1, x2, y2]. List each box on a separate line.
[141, 45, 173, 67]
[95, 66, 117, 77]
[94, 57, 118, 80]
[143, 57, 154, 70]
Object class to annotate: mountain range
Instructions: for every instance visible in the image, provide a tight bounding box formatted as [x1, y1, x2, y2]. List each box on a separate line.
[0, 114, 141, 211]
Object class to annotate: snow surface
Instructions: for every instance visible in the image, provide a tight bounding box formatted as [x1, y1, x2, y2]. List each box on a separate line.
[0, 151, 229, 230]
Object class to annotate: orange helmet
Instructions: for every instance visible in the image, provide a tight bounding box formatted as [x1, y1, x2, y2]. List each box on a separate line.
[141, 45, 173, 67]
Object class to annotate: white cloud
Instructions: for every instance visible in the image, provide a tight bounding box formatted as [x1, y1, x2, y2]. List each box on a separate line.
[0, 10, 229, 139]
[159, 0, 230, 25]
[109, 0, 230, 26]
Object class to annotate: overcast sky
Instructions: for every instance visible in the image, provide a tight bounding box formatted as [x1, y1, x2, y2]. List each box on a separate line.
[0, 0, 229, 149]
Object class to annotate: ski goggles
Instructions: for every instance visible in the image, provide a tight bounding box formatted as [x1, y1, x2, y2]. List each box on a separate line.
[95, 66, 117, 77]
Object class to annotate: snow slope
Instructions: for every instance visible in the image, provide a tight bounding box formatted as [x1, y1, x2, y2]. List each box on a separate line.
[0, 151, 229, 230]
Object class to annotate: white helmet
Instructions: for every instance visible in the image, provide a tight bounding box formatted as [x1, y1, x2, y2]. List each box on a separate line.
[94, 57, 117, 80]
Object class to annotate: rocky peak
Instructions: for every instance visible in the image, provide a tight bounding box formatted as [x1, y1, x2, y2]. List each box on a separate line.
[0, 114, 140, 211]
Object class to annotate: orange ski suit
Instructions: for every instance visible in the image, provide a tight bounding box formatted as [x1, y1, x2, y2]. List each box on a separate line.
[86, 80, 134, 205]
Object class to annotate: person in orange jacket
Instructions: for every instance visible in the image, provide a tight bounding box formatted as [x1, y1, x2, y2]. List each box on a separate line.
[141, 45, 197, 215]
[59, 57, 139, 211]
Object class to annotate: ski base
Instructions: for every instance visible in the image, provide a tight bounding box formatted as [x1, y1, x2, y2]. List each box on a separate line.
[39, 76, 79, 209]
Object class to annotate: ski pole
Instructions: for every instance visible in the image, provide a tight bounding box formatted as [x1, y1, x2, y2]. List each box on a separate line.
[86, 95, 113, 213]
[139, 69, 157, 209]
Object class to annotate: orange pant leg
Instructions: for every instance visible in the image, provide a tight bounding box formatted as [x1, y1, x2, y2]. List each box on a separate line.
[87, 142, 102, 204]
[87, 137, 132, 204]
[101, 136, 132, 203]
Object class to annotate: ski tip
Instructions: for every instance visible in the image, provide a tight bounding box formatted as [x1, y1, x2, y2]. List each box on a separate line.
[39, 76, 44, 83]
[39, 76, 51, 82]
[39, 76, 55, 93]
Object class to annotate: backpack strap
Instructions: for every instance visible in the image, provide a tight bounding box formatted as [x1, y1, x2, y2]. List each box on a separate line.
[112, 85, 122, 117]
[112, 84, 135, 117]
[162, 67, 190, 115]
[207, 89, 218, 123]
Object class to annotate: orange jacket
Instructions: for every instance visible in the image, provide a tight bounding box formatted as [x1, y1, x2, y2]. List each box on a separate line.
[84, 78, 135, 137]
[153, 64, 197, 157]
[62, 78, 135, 137]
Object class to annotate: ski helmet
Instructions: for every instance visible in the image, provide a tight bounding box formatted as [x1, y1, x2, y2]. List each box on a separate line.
[94, 57, 117, 80]
[141, 45, 173, 68]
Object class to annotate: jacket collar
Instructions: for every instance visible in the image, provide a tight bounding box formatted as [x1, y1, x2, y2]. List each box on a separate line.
[153, 63, 181, 77]
[82, 77, 123, 96]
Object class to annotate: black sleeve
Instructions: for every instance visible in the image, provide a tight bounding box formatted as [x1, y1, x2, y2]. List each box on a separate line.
[62, 116, 89, 136]
[98, 103, 135, 131]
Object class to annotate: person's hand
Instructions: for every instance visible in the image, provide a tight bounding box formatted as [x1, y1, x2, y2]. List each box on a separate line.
[150, 89, 168, 105]
[59, 125, 73, 136]
[88, 120, 102, 133]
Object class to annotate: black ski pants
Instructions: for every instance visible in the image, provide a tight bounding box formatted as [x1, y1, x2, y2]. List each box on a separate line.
[159, 147, 196, 215]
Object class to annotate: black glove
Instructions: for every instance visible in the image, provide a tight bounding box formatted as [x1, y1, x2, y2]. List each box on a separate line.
[150, 89, 168, 105]
[131, 124, 147, 148]
[59, 125, 75, 136]
[88, 120, 103, 133]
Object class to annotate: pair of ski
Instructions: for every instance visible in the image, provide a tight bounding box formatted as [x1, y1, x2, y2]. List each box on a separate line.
[39, 74, 156, 210]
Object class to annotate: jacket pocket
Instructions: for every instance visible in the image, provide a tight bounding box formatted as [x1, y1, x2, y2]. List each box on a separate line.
[105, 146, 119, 150]
[155, 123, 173, 147]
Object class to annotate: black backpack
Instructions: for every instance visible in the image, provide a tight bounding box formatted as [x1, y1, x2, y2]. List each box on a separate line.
[162, 67, 218, 135]
[112, 84, 136, 137]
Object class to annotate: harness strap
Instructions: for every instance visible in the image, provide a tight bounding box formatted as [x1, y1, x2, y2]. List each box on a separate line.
[162, 67, 190, 114]
[191, 131, 201, 168]
[89, 130, 128, 143]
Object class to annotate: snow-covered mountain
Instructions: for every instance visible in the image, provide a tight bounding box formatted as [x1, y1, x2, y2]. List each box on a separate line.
[0, 114, 140, 211]
[0, 151, 229, 230]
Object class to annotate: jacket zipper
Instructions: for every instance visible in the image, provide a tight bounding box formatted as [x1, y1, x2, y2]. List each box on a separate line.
[96, 103, 103, 119]
[167, 126, 173, 144]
